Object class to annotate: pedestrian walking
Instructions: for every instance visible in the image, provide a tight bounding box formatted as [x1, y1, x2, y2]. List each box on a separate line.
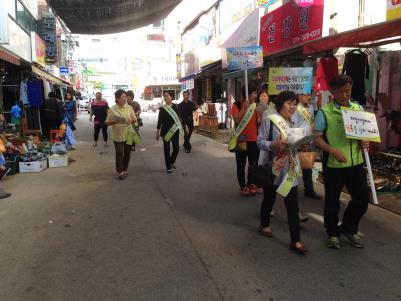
[178, 90, 197, 153]
[314, 75, 370, 249]
[126, 90, 142, 151]
[105, 89, 136, 180]
[89, 92, 109, 147]
[64, 92, 77, 131]
[229, 84, 260, 197]
[292, 94, 321, 200]
[156, 90, 188, 173]
[257, 91, 308, 254]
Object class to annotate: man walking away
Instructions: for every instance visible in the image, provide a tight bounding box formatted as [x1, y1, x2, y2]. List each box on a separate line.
[178, 90, 197, 153]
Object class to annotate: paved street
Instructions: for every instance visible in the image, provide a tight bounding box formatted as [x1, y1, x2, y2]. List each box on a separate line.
[0, 112, 400, 301]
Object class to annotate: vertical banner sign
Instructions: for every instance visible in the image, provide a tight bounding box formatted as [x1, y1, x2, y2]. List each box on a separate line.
[387, 0, 401, 21]
[268, 67, 313, 95]
[259, 0, 324, 56]
[341, 108, 381, 205]
[226, 46, 264, 71]
[41, 17, 57, 63]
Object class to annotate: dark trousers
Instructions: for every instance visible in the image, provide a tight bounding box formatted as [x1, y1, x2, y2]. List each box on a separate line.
[234, 141, 259, 188]
[183, 122, 194, 150]
[163, 133, 179, 170]
[42, 120, 59, 140]
[114, 142, 132, 173]
[260, 182, 301, 243]
[94, 123, 108, 142]
[323, 164, 369, 237]
[302, 168, 315, 194]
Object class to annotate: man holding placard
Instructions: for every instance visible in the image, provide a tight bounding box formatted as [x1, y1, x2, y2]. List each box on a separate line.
[314, 75, 370, 250]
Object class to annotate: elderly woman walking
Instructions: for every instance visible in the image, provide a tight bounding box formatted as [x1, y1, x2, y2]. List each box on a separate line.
[105, 89, 136, 180]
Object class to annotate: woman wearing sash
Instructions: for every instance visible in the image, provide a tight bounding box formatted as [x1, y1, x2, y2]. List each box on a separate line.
[156, 91, 188, 173]
[105, 89, 136, 180]
[257, 91, 308, 254]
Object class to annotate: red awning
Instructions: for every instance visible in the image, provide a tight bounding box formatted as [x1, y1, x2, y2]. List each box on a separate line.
[0, 49, 20, 66]
[303, 19, 401, 55]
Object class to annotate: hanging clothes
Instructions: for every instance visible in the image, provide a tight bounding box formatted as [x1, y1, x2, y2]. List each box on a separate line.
[20, 79, 29, 105]
[27, 79, 44, 108]
[342, 49, 369, 106]
[42, 78, 51, 98]
[315, 55, 339, 92]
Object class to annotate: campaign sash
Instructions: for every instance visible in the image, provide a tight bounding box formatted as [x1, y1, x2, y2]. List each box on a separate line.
[228, 103, 257, 151]
[268, 113, 301, 197]
[297, 104, 311, 123]
[163, 104, 184, 142]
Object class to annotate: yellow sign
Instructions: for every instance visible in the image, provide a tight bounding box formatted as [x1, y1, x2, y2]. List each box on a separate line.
[387, 0, 401, 21]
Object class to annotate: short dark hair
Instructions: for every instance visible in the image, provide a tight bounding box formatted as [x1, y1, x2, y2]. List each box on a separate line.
[48, 92, 56, 98]
[241, 84, 258, 100]
[257, 89, 268, 104]
[329, 75, 353, 90]
[163, 90, 174, 98]
[95, 91, 102, 96]
[126, 90, 134, 98]
[182, 90, 190, 95]
[275, 91, 299, 112]
[114, 89, 127, 101]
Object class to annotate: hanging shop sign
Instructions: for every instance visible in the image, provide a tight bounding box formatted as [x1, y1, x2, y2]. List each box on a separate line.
[341, 109, 381, 143]
[31, 32, 46, 67]
[60, 66, 69, 74]
[182, 78, 195, 90]
[260, 0, 324, 56]
[387, 0, 401, 21]
[40, 17, 57, 63]
[3, 19, 31, 62]
[226, 46, 264, 71]
[268, 67, 313, 95]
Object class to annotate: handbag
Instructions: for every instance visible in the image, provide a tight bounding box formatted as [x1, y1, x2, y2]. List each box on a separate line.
[127, 125, 141, 145]
[299, 152, 317, 169]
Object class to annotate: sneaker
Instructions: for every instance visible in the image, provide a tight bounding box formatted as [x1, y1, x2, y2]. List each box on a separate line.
[327, 236, 341, 249]
[167, 169, 172, 173]
[171, 163, 177, 169]
[240, 187, 250, 197]
[298, 212, 309, 223]
[342, 231, 364, 248]
[248, 184, 257, 196]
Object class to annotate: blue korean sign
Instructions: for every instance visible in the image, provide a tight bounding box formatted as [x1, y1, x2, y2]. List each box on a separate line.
[226, 46, 264, 71]
[60, 66, 69, 74]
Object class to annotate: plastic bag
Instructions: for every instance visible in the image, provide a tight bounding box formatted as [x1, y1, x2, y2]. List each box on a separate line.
[64, 125, 76, 146]
[51, 142, 68, 155]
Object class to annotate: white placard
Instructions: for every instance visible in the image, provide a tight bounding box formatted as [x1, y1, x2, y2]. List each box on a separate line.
[341, 108, 381, 142]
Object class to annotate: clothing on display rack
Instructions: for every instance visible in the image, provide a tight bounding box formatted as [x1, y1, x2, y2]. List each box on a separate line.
[20, 79, 28, 105]
[342, 49, 369, 106]
[315, 54, 339, 93]
[27, 79, 44, 108]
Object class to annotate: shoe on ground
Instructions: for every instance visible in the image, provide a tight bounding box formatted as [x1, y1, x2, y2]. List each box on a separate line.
[341, 230, 364, 248]
[248, 184, 257, 196]
[327, 236, 341, 249]
[240, 186, 250, 197]
[171, 163, 176, 169]
[0, 188, 11, 199]
[92, 143, 97, 147]
[259, 225, 273, 237]
[185, 149, 190, 153]
[289, 242, 308, 254]
[305, 191, 322, 200]
[132, 146, 136, 152]
[167, 169, 172, 174]
[298, 212, 309, 223]
[270, 210, 275, 217]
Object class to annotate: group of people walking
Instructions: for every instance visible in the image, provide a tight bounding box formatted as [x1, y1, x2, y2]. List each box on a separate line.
[232, 74, 370, 254]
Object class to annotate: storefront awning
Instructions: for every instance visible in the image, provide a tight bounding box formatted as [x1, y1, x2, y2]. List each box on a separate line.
[32, 65, 64, 86]
[0, 48, 21, 66]
[303, 19, 401, 55]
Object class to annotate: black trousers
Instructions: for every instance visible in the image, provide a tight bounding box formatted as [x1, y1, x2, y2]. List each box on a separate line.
[234, 141, 259, 188]
[323, 164, 369, 237]
[163, 133, 179, 170]
[260, 182, 301, 243]
[302, 168, 315, 194]
[42, 119, 59, 140]
[114, 142, 132, 173]
[183, 122, 194, 150]
[94, 123, 108, 142]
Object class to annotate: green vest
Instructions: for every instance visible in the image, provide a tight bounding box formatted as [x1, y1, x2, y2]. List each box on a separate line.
[321, 101, 364, 168]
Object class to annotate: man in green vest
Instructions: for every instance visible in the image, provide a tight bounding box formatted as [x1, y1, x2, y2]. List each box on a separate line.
[314, 75, 370, 250]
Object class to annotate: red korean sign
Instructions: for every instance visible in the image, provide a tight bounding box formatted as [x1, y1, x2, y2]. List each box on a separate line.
[259, 0, 324, 56]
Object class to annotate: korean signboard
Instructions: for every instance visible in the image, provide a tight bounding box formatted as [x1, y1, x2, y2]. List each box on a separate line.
[40, 17, 57, 63]
[31, 32, 46, 67]
[387, 0, 401, 21]
[268, 67, 313, 95]
[226, 46, 264, 71]
[260, 0, 324, 56]
[341, 109, 381, 143]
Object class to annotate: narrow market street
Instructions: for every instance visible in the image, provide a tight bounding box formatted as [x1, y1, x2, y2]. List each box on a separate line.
[0, 113, 400, 301]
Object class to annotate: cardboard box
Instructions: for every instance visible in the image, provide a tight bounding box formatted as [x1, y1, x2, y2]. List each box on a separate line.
[19, 159, 47, 173]
[48, 154, 68, 168]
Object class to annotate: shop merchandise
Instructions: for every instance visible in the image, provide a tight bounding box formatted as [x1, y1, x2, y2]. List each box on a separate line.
[315, 54, 339, 93]
[19, 150, 47, 163]
[342, 49, 369, 106]
[27, 79, 44, 108]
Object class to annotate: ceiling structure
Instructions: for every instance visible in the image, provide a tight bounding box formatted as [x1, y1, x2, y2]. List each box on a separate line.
[47, 0, 182, 34]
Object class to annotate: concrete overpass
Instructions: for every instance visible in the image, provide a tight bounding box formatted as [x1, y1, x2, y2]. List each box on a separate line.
[47, 0, 182, 34]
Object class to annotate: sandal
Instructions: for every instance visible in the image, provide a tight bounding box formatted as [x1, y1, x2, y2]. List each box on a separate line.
[118, 173, 125, 180]
[289, 242, 308, 255]
[240, 187, 250, 197]
[259, 226, 273, 237]
[248, 184, 257, 196]
[123, 172, 128, 178]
